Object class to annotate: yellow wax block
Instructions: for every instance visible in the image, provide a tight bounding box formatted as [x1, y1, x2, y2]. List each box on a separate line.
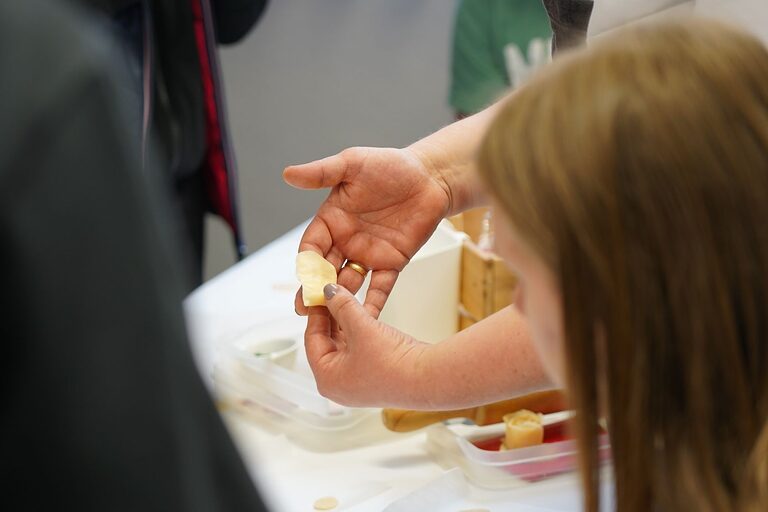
[500, 409, 544, 450]
[296, 251, 337, 306]
[313, 496, 338, 510]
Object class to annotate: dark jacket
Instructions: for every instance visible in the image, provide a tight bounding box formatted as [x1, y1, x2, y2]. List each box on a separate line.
[543, 0, 594, 52]
[76, 0, 268, 285]
[150, 0, 268, 242]
[0, 1, 268, 510]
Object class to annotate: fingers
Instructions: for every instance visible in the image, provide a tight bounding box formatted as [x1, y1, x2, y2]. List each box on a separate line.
[337, 263, 368, 296]
[297, 220, 347, 271]
[327, 268, 399, 319]
[304, 306, 336, 370]
[298, 217, 332, 256]
[283, 151, 351, 190]
[294, 288, 308, 316]
[294, 219, 344, 318]
[362, 270, 399, 319]
[323, 284, 372, 335]
[296, 265, 398, 319]
[293, 248, 344, 316]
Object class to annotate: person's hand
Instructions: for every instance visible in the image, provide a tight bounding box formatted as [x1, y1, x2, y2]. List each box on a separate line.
[305, 283, 428, 407]
[283, 146, 451, 318]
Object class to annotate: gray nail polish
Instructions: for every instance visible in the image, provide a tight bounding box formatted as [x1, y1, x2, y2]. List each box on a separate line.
[324, 283, 338, 300]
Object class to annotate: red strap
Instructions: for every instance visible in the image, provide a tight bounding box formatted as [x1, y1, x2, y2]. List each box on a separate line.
[190, 0, 235, 230]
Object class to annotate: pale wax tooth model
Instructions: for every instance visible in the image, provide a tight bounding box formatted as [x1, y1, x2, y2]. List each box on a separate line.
[296, 251, 338, 307]
[500, 409, 544, 451]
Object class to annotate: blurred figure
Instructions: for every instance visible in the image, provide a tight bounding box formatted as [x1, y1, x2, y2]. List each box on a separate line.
[282, 0, 768, 415]
[450, 0, 552, 119]
[477, 20, 768, 511]
[297, 18, 768, 511]
[72, 0, 269, 290]
[0, 1, 268, 510]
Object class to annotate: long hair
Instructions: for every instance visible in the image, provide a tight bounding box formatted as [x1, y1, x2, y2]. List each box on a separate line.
[478, 19, 768, 512]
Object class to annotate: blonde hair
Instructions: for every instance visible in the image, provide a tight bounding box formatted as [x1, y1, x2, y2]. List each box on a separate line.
[479, 19, 768, 512]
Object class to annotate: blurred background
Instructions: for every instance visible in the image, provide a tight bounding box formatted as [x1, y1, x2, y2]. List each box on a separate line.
[206, 0, 456, 279]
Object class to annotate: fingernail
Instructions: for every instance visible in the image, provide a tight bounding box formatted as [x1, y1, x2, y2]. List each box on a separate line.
[324, 283, 338, 300]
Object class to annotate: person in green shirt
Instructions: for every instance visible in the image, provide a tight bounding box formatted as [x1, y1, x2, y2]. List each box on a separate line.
[450, 0, 553, 118]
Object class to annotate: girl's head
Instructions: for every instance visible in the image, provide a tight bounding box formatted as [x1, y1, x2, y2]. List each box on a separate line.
[479, 19, 768, 512]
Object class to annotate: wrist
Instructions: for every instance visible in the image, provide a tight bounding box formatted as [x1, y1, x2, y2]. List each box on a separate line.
[404, 142, 455, 216]
[406, 119, 493, 217]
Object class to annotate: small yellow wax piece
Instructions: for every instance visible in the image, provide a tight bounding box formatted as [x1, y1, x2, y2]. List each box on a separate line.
[296, 251, 337, 306]
[313, 496, 339, 510]
[501, 409, 544, 450]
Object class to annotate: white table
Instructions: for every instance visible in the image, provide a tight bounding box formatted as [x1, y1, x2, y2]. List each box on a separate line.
[184, 223, 588, 511]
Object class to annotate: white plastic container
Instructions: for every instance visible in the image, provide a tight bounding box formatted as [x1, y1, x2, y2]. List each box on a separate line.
[212, 319, 404, 452]
[372, 220, 467, 343]
[218, 326, 299, 367]
[426, 419, 611, 489]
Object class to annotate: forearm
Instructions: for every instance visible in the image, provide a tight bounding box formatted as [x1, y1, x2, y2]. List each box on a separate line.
[408, 95, 511, 216]
[402, 306, 554, 410]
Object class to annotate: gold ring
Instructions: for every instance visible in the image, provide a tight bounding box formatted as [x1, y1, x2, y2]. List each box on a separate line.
[344, 261, 368, 277]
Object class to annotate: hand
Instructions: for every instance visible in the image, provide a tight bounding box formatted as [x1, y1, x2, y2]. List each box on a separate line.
[305, 284, 427, 407]
[307, 284, 553, 409]
[283, 147, 451, 318]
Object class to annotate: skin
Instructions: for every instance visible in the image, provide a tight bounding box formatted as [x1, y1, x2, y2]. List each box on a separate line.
[283, 102, 502, 318]
[301, 203, 564, 410]
[283, 94, 559, 409]
[490, 201, 566, 388]
[306, 286, 553, 409]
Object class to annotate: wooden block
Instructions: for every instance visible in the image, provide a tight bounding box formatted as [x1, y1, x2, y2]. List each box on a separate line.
[447, 214, 464, 233]
[459, 313, 476, 331]
[460, 207, 490, 244]
[447, 208, 516, 332]
[460, 240, 517, 324]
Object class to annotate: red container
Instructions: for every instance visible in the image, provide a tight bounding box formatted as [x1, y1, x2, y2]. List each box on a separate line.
[426, 414, 611, 489]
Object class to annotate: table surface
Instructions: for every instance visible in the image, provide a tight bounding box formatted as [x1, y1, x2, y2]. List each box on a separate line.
[184, 223, 589, 511]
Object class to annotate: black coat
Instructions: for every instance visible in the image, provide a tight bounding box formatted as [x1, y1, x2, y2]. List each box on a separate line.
[542, 0, 594, 52]
[74, 0, 267, 179]
[72, 0, 269, 287]
[0, 1, 268, 510]
[81, 0, 267, 43]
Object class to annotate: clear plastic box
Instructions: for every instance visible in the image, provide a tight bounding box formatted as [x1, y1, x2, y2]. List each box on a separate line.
[426, 416, 611, 489]
[212, 319, 404, 452]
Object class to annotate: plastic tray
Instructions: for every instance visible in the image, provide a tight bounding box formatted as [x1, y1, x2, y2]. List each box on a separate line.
[212, 319, 403, 451]
[426, 415, 611, 489]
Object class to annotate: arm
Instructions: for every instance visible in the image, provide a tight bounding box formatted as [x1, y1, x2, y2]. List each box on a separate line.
[414, 306, 555, 409]
[283, 96, 509, 317]
[284, 3, 594, 316]
[408, 99, 504, 217]
[306, 285, 553, 410]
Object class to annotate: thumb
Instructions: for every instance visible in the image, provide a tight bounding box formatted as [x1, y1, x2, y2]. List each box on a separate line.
[323, 283, 371, 334]
[283, 153, 349, 190]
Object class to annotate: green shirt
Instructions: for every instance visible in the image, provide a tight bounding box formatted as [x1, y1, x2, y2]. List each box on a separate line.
[450, 0, 553, 115]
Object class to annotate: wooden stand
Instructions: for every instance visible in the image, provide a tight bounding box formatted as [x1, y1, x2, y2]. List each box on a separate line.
[449, 207, 517, 329]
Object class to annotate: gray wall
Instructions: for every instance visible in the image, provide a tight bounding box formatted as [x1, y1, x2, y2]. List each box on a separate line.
[204, 0, 456, 279]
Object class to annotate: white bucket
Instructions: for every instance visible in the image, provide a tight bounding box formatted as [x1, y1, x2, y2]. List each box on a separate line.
[359, 220, 467, 343]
